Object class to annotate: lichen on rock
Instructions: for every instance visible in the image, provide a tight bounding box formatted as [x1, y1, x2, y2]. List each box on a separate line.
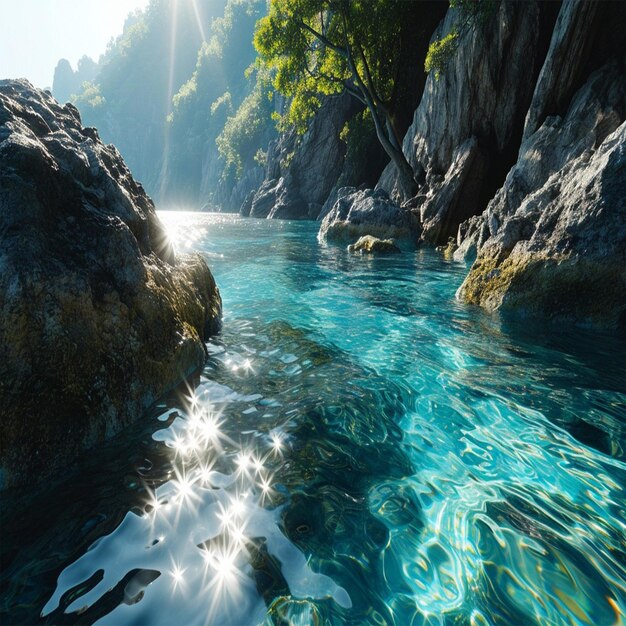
[457, 120, 626, 330]
[347, 235, 401, 255]
[0, 80, 222, 490]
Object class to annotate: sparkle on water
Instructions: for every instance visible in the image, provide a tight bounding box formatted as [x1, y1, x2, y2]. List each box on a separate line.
[1, 211, 625, 626]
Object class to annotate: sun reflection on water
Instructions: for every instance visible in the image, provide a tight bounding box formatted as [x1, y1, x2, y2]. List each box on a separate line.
[42, 365, 351, 625]
[32, 214, 626, 626]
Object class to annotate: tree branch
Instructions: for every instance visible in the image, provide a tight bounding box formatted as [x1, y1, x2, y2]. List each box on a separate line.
[298, 20, 348, 58]
[344, 82, 366, 105]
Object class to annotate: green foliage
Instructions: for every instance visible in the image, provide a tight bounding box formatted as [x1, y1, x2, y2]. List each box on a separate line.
[340, 109, 373, 161]
[254, 0, 418, 133]
[211, 92, 233, 116]
[254, 148, 267, 167]
[450, 0, 499, 23]
[70, 0, 228, 194]
[424, 32, 459, 79]
[73, 81, 105, 108]
[163, 0, 269, 196]
[425, 0, 499, 78]
[216, 74, 275, 177]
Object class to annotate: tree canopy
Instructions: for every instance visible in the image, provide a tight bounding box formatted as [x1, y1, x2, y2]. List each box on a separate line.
[254, 0, 429, 198]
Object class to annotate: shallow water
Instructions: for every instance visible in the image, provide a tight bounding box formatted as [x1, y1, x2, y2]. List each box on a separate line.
[1, 211, 625, 625]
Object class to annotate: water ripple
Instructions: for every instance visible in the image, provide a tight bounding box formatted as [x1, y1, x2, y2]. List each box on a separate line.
[1, 213, 624, 626]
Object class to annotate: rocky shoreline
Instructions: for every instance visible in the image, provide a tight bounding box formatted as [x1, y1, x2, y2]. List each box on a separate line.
[255, 0, 624, 332]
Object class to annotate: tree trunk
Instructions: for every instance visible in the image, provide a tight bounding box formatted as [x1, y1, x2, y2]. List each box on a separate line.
[387, 143, 419, 199]
[370, 108, 418, 200]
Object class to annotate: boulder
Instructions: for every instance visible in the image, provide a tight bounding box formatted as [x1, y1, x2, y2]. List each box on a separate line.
[457, 116, 626, 330]
[0, 80, 222, 490]
[348, 236, 401, 255]
[318, 188, 420, 245]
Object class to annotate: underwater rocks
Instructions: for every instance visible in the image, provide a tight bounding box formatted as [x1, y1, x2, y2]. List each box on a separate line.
[348, 236, 401, 255]
[0, 80, 222, 490]
[318, 188, 420, 246]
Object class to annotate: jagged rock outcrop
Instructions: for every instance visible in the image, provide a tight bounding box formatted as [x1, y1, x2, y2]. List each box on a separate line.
[319, 188, 420, 245]
[455, 62, 625, 330]
[453, 0, 626, 331]
[0, 80, 222, 490]
[205, 160, 265, 214]
[457, 122, 625, 330]
[248, 94, 357, 220]
[52, 57, 99, 104]
[521, 0, 613, 141]
[377, 0, 559, 243]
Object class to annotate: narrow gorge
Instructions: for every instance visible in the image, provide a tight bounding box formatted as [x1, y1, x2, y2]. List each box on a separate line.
[1, 1, 624, 625]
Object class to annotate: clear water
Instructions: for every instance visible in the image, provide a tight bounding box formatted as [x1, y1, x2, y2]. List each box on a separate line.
[2, 211, 625, 626]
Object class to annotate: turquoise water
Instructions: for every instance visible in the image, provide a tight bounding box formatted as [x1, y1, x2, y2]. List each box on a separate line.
[2, 212, 625, 625]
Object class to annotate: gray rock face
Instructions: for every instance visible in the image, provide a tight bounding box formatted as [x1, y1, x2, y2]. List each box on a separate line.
[213, 163, 265, 214]
[249, 94, 357, 220]
[0, 80, 222, 490]
[456, 60, 624, 261]
[522, 0, 609, 140]
[456, 60, 625, 330]
[318, 188, 420, 245]
[378, 0, 557, 243]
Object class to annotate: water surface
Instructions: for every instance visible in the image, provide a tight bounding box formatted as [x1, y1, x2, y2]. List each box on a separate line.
[2, 212, 625, 625]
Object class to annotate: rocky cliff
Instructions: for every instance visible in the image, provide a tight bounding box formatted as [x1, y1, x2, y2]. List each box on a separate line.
[246, 94, 358, 219]
[455, 1, 625, 330]
[377, 0, 560, 243]
[0, 80, 222, 490]
[246, 0, 448, 220]
[320, 0, 624, 331]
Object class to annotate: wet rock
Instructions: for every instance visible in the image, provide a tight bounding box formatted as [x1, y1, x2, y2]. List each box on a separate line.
[435, 237, 458, 260]
[0, 80, 222, 490]
[348, 236, 401, 255]
[457, 117, 626, 330]
[318, 188, 420, 245]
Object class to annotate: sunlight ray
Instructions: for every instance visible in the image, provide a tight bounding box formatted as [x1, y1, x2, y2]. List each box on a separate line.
[190, 0, 206, 42]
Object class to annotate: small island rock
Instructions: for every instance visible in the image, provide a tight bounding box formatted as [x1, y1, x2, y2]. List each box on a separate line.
[318, 188, 420, 245]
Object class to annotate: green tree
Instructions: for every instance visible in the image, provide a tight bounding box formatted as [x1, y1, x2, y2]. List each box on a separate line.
[254, 0, 431, 199]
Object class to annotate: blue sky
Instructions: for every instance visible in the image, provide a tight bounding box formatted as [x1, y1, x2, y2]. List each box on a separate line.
[0, 0, 150, 88]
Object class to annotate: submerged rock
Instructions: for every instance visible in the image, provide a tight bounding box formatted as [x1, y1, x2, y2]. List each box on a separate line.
[435, 237, 458, 260]
[318, 188, 420, 245]
[348, 236, 401, 255]
[0, 80, 222, 490]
